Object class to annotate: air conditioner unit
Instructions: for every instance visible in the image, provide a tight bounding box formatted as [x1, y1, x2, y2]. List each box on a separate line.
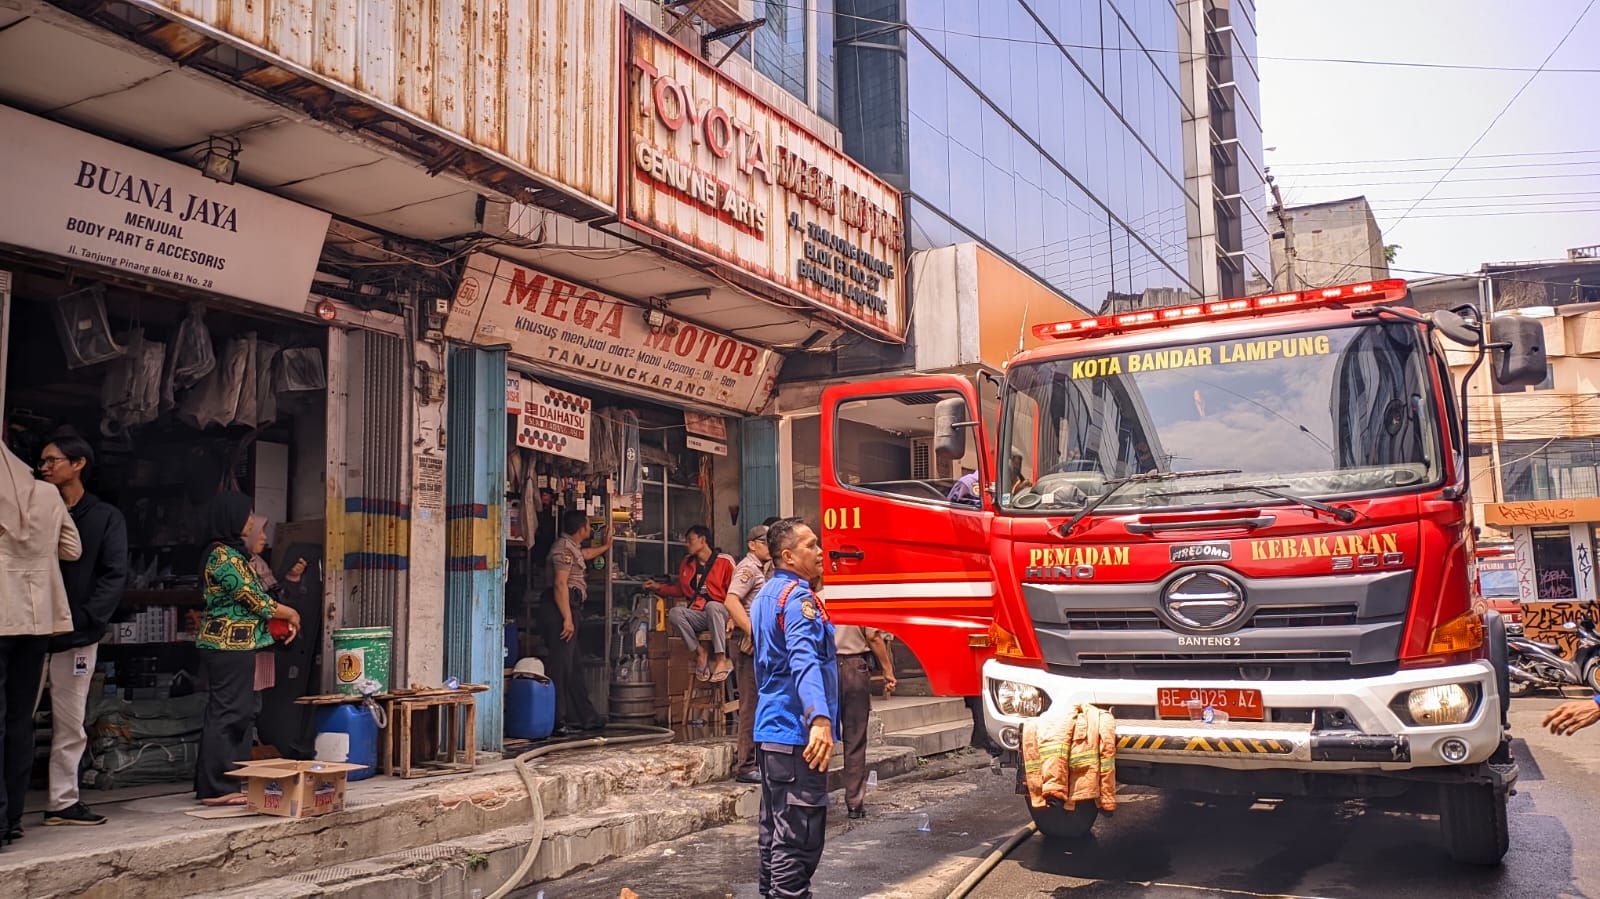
[910, 437, 953, 480]
[686, 0, 754, 30]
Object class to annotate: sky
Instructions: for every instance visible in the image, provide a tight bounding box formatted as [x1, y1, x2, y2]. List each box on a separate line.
[1257, 0, 1600, 278]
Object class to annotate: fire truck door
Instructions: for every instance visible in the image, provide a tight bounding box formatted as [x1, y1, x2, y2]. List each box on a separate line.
[819, 375, 995, 695]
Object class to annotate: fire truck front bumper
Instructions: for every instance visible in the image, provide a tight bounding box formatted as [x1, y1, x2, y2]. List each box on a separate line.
[982, 658, 1505, 772]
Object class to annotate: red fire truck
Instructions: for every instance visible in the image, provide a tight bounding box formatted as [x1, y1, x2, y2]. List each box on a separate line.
[819, 279, 1545, 864]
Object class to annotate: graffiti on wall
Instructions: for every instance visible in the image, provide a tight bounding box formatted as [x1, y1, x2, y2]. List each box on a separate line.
[1521, 601, 1600, 659]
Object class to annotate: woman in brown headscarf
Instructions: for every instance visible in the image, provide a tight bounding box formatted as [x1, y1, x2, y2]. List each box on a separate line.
[0, 443, 80, 846]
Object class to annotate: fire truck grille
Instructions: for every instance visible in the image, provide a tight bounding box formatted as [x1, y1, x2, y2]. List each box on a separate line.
[1249, 604, 1361, 628]
[1063, 651, 1390, 681]
[1063, 603, 1362, 631]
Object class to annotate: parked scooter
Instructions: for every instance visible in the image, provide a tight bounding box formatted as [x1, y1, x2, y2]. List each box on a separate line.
[1506, 617, 1600, 696]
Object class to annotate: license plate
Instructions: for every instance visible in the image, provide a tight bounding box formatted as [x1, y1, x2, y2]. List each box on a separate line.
[1156, 687, 1265, 722]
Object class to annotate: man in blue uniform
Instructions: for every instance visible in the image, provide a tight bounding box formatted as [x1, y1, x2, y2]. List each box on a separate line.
[749, 517, 836, 899]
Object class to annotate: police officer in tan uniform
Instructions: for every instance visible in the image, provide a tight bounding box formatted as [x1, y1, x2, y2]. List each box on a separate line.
[542, 509, 612, 737]
[725, 524, 771, 783]
[834, 624, 895, 818]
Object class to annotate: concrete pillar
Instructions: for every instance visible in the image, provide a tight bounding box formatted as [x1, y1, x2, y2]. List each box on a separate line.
[407, 338, 449, 685]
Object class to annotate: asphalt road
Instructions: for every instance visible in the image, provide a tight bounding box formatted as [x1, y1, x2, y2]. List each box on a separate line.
[522, 696, 1600, 899]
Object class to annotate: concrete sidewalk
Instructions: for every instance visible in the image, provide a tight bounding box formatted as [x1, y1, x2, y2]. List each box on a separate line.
[2, 732, 931, 899]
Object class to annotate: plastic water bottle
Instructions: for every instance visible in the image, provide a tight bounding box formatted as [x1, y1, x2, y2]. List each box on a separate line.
[866, 770, 878, 789]
[917, 813, 931, 832]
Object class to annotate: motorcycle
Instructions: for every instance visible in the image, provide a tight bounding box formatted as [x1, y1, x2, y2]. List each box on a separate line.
[1506, 617, 1600, 696]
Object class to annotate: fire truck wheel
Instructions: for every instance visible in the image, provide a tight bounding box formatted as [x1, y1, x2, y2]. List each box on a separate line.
[1438, 783, 1509, 865]
[1027, 797, 1099, 841]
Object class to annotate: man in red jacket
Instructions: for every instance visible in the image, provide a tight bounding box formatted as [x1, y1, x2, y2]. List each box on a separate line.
[645, 525, 736, 682]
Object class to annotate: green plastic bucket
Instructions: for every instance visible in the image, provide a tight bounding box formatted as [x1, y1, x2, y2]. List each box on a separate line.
[333, 627, 393, 696]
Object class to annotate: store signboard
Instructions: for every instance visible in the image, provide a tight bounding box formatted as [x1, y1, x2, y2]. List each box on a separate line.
[515, 380, 591, 462]
[686, 434, 727, 456]
[0, 105, 330, 315]
[506, 375, 524, 408]
[446, 253, 782, 414]
[684, 412, 727, 455]
[620, 14, 907, 341]
[684, 412, 727, 440]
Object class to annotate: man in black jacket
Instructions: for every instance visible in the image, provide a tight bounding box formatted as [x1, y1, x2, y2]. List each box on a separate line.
[38, 435, 126, 827]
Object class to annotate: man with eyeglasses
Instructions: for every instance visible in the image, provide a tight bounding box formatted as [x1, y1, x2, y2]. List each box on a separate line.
[36, 434, 127, 827]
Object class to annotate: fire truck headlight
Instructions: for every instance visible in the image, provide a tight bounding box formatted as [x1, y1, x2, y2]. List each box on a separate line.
[995, 680, 1045, 717]
[1405, 684, 1473, 726]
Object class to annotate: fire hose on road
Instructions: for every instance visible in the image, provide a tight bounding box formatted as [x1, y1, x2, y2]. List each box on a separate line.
[485, 724, 678, 899]
[944, 822, 1037, 899]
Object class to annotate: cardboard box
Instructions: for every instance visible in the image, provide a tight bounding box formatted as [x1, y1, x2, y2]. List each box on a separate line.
[229, 760, 364, 818]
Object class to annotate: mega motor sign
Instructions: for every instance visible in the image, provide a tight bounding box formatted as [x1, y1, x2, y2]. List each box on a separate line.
[446, 253, 782, 414]
[620, 13, 907, 341]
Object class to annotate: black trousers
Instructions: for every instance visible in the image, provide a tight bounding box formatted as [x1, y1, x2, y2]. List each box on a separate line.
[0, 635, 47, 828]
[758, 742, 828, 899]
[195, 648, 260, 800]
[539, 589, 599, 729]
[839, 654, 872, 810]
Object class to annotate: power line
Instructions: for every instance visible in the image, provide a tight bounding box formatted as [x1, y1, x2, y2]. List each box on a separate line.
[1366, 199, 1600, 210]
[1319, 0, 1598, 287]
[1282, 171, 1600, 188]
[749, 1, 1600, 74]
[1284, 159, 1600, 177]
[1289, 258, 1600, 292]
[1274, 148, 1600, 167]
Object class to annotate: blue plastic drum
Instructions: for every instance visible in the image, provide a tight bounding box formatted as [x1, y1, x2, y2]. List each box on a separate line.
[314, 703, 379, 781]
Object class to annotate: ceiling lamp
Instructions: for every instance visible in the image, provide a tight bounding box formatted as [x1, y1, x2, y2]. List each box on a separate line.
[199, 136, 241, 185]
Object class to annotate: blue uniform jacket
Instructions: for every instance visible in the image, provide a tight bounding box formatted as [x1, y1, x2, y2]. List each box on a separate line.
[751, 569, 840, 746]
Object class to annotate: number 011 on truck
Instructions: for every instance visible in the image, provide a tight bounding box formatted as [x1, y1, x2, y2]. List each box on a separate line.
[819, 280, 1545, 864]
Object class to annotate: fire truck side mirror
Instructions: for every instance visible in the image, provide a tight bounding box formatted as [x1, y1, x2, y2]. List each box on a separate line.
[933, 396, 970, 461]
[1429, 308, 1481, 348]
[1489, 316, 1547, 389]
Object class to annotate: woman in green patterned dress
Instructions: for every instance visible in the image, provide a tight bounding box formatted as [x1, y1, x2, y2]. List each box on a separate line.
[193, 491, 301, 804]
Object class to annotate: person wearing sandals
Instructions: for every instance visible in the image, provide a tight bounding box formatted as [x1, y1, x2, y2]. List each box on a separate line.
[193, 492, 301, 806]
[0, 442, 80, 848]
[645, 525, 736, 684]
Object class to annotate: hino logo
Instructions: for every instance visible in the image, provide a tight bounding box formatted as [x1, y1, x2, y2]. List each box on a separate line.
[1025, 565, 1095, 581]
[1162, 571, 1247, 630]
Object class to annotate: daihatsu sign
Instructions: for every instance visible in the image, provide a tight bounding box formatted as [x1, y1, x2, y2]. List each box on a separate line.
[620, 13, 907, 341]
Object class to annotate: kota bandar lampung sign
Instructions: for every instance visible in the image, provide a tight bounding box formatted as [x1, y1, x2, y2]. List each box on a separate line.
[620, 13, 907, 341]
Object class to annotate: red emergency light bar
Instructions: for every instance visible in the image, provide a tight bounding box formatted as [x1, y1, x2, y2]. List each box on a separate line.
[1032, 279, 1409, 341]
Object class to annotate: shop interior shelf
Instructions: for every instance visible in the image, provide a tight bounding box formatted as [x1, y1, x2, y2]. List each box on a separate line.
[121, 590, 204, 606]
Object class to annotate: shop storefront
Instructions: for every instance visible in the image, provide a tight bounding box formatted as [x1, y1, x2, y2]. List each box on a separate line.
[1, 99, 425, 796]
[0, 104, 359, 787]
[445, 255, 782, 744]
[1483, 498, 1600, 657]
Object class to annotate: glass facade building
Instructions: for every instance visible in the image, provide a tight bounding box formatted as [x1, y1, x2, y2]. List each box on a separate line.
[836, 0, 1205, 312]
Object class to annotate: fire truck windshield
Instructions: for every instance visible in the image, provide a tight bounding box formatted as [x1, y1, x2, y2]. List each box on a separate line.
[998, 322, 1444, 513]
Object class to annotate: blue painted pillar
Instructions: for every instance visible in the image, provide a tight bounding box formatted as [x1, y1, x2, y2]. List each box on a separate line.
[444, 346, 507, 751]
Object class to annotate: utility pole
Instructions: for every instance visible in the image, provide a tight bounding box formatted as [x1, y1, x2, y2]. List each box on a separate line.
[1268, 174, 1296, 291]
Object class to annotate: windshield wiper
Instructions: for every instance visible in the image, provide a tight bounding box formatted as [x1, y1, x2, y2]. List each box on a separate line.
[1154, 482, 1359, 524]
[1059, 468, 1241, 536]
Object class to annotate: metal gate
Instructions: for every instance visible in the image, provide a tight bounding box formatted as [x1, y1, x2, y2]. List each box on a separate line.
[444, 346, 507, 751]
[322, 329, 411, 695]
[741, 417, 780, 527]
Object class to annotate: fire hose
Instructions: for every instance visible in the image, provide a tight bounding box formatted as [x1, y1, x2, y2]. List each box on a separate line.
[485, 724, 677, 899]
[944, 822, 1037, 899]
